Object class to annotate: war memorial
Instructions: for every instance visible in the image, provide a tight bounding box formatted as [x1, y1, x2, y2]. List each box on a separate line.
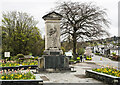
[1, 1, 120, 85]
[38, 12, 69, 71]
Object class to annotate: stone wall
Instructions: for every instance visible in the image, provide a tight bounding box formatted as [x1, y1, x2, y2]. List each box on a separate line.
[86, 70, 120, 85]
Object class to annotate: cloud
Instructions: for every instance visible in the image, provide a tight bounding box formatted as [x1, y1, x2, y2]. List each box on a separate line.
[118, 1, 120, 36]
[1, 0, 119, 37]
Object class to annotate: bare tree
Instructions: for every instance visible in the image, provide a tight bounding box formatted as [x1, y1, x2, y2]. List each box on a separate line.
[55, 1, 110, 59]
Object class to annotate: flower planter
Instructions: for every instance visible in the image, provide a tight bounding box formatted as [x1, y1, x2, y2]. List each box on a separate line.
[0, 74, 43, 85]
[86, 70, 120, 85]
[0, 65, 37, 70]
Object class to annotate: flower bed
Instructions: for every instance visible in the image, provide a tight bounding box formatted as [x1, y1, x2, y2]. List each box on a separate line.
[86, 68, 120, 85]
[0, 69, 43, 85]
[0, 61, 38, 67]
[0, 61, 38, 70]
[92, 67, 120, 77]
[0, 69, 35, 80]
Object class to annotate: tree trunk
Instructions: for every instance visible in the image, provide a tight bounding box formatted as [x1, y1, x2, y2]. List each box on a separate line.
[73, 33, 77, 60]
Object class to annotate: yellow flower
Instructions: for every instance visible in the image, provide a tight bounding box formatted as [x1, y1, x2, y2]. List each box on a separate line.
[11, 74, 14, 77]
[112, 71, 114, 73]
[19, 75, 22, 78]
[97, 69, 100, 71]
[15, 76, 18, 78]
[6, 76, 8, 79]
[9, 64, 11, 66]
[1, 76, 4, 79]
[109, 69, 111, 72]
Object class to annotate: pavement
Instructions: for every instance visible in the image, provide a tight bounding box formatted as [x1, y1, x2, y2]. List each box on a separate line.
[28, 55, 120, 84]
[32, 64, 104, 83]
[30, 60, 107, 84]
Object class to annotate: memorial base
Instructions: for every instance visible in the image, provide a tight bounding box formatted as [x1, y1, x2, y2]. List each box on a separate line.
[44, 55, 65, 69]
[38, 52, 70, 72]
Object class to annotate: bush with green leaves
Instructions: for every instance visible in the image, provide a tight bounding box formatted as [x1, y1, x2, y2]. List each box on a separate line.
[78, 48, 85, 55]
[34, 56, 39, 60]
[86, 56, 92, 60]
[10, 56, 18, 61]
[77, 57, 80, 60]
[112, 52, 116, 56]
[16, 54, 24, 59]
[2, 11, 44, 56]
[16, 54, 24, 63]
[95, 53, 100, 55]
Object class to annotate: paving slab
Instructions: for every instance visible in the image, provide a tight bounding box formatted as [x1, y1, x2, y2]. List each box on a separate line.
[30, 62, 108, 84]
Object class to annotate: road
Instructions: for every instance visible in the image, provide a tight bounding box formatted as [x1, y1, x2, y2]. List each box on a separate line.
[88, 55, 120, 69]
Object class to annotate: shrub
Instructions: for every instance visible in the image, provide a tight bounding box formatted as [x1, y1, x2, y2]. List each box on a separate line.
[16, 54, 24, 59]
[78, 48, 85, 55]
[95, 53, 103, 56]
[77, 57, 80, 60]
[69, 59, 74, 62]
[112, 52, 116, 56]
[34, 56, 39, 60]
[86, 56, 92, 60]
[10, 56, 18, 61]
[16, 54, 24, 63]
[29, 53, 32, 56]
[95, 53, 99, 55]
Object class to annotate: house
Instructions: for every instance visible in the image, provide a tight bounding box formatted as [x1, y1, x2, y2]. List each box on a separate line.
[110, 47, 120, 56]
[84, 47, 93, 56]
[93, 45, 105, 54]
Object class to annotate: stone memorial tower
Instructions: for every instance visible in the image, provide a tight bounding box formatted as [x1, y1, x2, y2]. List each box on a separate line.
[38, 11, 69, 70]
[43, 11, 63, 55]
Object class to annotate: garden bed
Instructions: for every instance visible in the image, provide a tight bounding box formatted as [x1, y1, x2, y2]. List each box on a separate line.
[0, 60, 38, 67]
[86, 70, 120, 85]
[0, 69, 43, 85]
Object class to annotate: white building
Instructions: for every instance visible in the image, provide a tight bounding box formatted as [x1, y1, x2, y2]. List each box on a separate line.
[93, 45, 105, 54]
[110, 47, 120, 56]
[84, 47, 93, 56]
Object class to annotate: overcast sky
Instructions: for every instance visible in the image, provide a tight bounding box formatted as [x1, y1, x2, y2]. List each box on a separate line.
[0, 0, 119, 38]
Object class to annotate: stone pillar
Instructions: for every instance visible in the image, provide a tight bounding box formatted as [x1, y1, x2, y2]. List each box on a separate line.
[42, 11, 63, 55]
[38, 11, 69, 70]
[45, 20, 61, 49]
